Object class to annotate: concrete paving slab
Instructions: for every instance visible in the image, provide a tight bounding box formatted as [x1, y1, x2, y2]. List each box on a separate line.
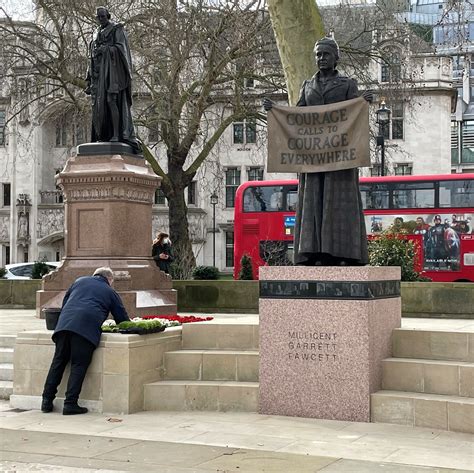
[197, 449, 338, 472]
[384, 447, 474, 471]
[277, 439, 400, 462]
[0, 459, 122, 472]
[0, 429, 139, 458]
[94, 438, 233, 468]
[318, 459, 472, 473]
[41, 455, 218, 472]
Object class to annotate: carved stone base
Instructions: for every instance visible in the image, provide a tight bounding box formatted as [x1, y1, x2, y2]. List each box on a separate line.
[36, 152, 177, 318]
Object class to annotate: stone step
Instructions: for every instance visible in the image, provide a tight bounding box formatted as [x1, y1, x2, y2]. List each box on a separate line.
[0, 348, 14, 364]
[0, 380, 13, 400]
[0, 336, 17, 348]
[382, 358, 474, 397]
[182, 323, 259, 350]
[0, 363, 13, 381]
[144, 380, 258, 412]
[371, 390, 474, 434]
[392, 329, 474, 362]
[164, 350, 259, 382]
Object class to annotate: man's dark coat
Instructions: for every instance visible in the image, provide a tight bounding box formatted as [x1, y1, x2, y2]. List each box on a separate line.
[294, 71, 368, 264]
[54, 275, 129, 347]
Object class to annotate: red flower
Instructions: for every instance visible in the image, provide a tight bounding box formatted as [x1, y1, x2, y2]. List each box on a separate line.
[141, 314, 213, 323]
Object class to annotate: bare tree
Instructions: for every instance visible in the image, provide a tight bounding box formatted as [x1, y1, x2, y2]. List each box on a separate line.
[0, 0, 285, 274]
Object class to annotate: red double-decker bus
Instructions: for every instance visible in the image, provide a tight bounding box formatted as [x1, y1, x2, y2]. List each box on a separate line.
[233, 174, 474, 282]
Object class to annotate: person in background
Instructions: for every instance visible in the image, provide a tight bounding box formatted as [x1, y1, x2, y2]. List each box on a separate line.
[41, 267, 129, 415]
[152, 232, 173, 274]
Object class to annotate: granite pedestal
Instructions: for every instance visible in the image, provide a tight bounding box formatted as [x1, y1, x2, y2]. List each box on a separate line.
[36, 150, 177, 317]
[258, 266, 401, 422]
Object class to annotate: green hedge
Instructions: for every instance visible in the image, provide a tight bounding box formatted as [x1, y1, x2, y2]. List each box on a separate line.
[1, 279, 473, 318]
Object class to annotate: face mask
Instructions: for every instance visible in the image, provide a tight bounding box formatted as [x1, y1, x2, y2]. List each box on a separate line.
[163, 238, 170, 245]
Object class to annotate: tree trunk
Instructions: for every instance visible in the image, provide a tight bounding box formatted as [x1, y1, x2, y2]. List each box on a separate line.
[167, 162, 196, 279]
[267, 0, 325, 105]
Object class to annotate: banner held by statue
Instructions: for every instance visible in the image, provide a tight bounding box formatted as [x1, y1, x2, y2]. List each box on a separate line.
[267, 96, 370, 173]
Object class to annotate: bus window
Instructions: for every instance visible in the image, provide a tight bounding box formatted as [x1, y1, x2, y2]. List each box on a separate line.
[439, 180, 474, 208]
[287, 189, 298, 211]
[392, 182, 435, 209]
[360, 184, 389, 210]
[243, 186, 285, 212]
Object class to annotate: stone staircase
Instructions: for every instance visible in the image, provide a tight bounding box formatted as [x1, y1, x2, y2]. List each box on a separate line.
[0, 335, 16, 400]
[371, 328, 474, 433]
[144, 323, 259, 412]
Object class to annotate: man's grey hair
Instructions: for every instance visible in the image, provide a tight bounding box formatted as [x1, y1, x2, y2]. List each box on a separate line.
[93, 267, 114, 280]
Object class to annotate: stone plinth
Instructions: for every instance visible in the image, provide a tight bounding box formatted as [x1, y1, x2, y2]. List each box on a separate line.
[258, 266, 401, 422]
[10, 328, 182, 414]
[36, 152, 177, 317]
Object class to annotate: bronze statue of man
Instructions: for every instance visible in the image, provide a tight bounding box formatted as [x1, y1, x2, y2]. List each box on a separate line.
[85, 7, 139, 152]
[264, 37, 372, 266]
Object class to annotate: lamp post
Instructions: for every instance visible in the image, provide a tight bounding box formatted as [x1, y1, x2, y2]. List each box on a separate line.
[376, 100, 391, 177]
[210, 192, 218, 267]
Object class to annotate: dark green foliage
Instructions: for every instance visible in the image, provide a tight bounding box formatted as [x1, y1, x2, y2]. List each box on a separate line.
[409, 23, 433, 43]
[192, 266, 220, 280]
[0, 267, 5, 278]
[368, 233, 429, 282]
[238, 254, 254, 280]
[31, 261, 50, 279]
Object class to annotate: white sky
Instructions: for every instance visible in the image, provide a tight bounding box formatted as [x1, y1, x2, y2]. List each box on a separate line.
[1, 0, 34, 19]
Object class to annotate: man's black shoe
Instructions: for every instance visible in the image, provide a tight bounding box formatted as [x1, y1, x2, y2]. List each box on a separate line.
[63, 404, 88, 415]
[41, 398, 54, 413]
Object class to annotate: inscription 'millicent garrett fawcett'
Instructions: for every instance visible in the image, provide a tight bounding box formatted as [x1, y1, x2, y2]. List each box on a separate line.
[287, 331, 338, 362]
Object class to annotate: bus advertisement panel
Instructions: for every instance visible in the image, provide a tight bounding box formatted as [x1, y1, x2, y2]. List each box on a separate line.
[233, 174, 474, 282]
[365, 213, 473, 272]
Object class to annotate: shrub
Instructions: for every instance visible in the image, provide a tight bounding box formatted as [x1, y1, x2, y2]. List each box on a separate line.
[0, 267, 5, 278]
[31, 261, 50, 279]
[192, 265, 219, 280]
[238, 254, 253, 280]
[368, 233, 429, 282]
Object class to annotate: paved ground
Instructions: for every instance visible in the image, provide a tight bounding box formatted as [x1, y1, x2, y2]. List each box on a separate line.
[1, 309, 473, 472]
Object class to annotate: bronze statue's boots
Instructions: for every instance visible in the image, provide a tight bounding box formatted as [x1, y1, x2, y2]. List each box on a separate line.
[63, 404, 88, 415]
[41, 398, 53, 413]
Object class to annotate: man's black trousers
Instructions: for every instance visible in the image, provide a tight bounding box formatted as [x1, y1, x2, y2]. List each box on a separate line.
[42, 331, 96, 406]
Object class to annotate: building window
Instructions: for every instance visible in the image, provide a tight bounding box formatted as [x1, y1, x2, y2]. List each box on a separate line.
[225, 168, 241, 208]
[2, 183, 11, 207]
[394, 163, 413, 175]
[247, 167, 264, 181]
[148, 122, 160, 142]
[0, 110, 5, 145]
[451, 122, 459, 149]
[154, 188, 167, 205]
[381, 49, 401, 83]
[379, 102, 404, 140]
[4, 245, 10, 265]
[187, 181, 197, 205]
[244, 77, 255, 88]
[225, 231, 234, 267]
[233, 119, 256, 145]
[370, 165, 381, 177]
[55, 121, 68, 147]
[55, 118, 86, 147]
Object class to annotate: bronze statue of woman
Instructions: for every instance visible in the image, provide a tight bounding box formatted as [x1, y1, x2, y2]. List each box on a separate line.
[264, 37, 372, 266]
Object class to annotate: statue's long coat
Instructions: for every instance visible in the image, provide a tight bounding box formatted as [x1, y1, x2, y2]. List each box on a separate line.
[87, 22, 139, 151]
[294, 71, 368, 264]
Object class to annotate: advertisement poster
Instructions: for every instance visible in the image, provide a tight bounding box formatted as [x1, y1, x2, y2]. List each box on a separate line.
[365, 213, 473, 271]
